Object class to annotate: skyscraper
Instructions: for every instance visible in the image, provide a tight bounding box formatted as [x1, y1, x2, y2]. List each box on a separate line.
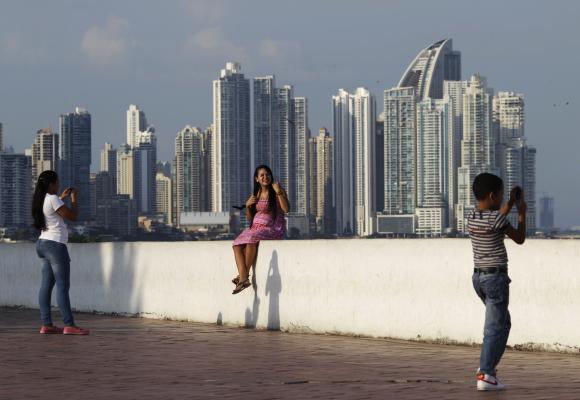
[59, 107, 91, 222]
[333, 89, 354, 235]
[31, 127, 59, 180]
[91, 171, 117, 221]
[309, 128, 334, 234]
[333, 88, 376, 236]
[415, 98, 454, 234]
[375, 114, 385, 214]
[253, 76, 279, 172]
[443, 80, 469, 229]
[100, 142, 117, 192]
[494, 91, 536, 233]
[173, 125, 211, 226]
[126, 104, 147, 148]
[383, 87, 416, 216]
[117, 144, 138, 204]
[398, 38, 461, 100]
[100, 142, 116, 172]
[156, 171, 173, 225]
[290, 96, 310, 217]
[0, 152, 32, 227]
[494, 91, 525, 178]
[212, 62, 251, 212]
[0, 122, 3, 151]
[352, 88, 376, 236]
[277, 85, 293, 195]
[135, 128, 157, 215]
[253, 76, 310, 218]
[539, 195, 554, 230]
[456, 74, 498, 232]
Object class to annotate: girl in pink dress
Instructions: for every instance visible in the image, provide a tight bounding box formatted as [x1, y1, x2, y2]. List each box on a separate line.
[232, 165, 290, 294]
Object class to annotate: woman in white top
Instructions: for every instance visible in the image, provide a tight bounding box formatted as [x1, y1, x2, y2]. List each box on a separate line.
[31, 170, 89, 335]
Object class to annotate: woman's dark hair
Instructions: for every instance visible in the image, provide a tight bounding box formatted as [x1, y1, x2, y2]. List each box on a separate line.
[32, 170, 58, 230]
[250, 165, 277, 224]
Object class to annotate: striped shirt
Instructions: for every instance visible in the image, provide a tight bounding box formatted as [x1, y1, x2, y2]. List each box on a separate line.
[468, 209, 512, 268]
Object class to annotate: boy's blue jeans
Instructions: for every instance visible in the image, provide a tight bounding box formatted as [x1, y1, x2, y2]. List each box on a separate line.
[36, 239, 75, 326]
[472, 270, 511, 376]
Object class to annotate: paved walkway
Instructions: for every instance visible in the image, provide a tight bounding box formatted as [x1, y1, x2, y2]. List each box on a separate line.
[1, 308, 579, 399]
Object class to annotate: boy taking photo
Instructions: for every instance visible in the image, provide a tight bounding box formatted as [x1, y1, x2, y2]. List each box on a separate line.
[468, 173, 527, 391]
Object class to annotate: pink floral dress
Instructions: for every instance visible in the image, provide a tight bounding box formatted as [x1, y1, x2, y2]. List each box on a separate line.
[233, 198, 285, 246]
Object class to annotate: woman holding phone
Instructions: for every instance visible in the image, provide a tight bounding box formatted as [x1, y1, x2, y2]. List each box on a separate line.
[31, 170, 89, 335]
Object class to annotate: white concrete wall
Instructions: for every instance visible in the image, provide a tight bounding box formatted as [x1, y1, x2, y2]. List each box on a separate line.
[1, 240, 578, 353]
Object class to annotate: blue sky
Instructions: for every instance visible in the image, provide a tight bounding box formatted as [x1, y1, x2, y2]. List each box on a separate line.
[1, 0, 578, 227]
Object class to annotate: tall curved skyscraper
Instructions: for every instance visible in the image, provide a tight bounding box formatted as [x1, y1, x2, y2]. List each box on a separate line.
[398, 38, 461, 100]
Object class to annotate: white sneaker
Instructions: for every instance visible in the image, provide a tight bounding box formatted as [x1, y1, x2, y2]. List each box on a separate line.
[477, 373, 505, 391]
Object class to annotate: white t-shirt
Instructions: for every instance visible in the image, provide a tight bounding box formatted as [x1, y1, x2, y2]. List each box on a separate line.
[38, 194, 68, 244]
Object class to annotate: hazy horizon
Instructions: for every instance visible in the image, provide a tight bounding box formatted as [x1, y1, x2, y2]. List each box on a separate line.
[1, 0, 578, 227]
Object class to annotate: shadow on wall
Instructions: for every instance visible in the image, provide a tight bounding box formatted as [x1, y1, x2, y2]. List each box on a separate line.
[78, 242, 143, 318]
[244, 263, 260, 328]
[265, 250, 281, 330]
[243, 249, 282, 330]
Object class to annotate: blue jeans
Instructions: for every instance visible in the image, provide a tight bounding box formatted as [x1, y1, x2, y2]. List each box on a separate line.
[472, 270, 511, 376]
[36, 239, 75, 326]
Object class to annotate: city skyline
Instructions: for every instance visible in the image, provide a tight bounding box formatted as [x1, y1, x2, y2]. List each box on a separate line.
[0, 1, 578, 227]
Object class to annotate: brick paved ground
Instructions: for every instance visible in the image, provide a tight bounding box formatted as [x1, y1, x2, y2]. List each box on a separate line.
[1, 307, 579, 400]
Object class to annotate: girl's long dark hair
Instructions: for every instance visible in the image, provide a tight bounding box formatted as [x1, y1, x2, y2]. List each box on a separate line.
[250, 165, 277, 225]
[32, 170, 58, 231]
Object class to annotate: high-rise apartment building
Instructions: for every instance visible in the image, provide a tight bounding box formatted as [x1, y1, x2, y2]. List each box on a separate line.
[375, 114, 385, 214]
[31, 128, 59, 180]
[212, 62, 251, 212]
[415, 98, 454, 234]
[126, 104, 147, 148]
[0, 152, 32, 227]
[383, 87, 416, 216]
[100, 142, 117, 192]
[456, 74, 498, 232]
[253, 76, 279, 172]
[398, 38, 461, 100]
[333, 89, 354, 235]
[156, 171, 172, 225]
[443, 80, 469, 229]
[493, 91, 536, 233]
[95, 194, 138, 237]
[276, 85, 293, 196]
[253, 77, 310, 217]
[173, 125, 212, 226]
[308, 128, 334, 234]
[539, 195, 554, 230]
[116, 131, 157, 217]
[333, 88, 376, 236]
[136, 128, 157, 215]
[117, 144, 137, 201]
[59, 107, 91, 222]
[291, 96, 310, 217]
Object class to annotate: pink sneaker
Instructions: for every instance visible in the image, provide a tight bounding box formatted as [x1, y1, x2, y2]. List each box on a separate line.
[63, 326, 90, 335]
[40, 325, 64, 334]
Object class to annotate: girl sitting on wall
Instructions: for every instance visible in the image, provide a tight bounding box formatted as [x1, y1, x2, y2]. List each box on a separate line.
[231, 165, 289, 294]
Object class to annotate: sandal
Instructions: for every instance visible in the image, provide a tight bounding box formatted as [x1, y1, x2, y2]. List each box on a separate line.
[232, 276, 240, 285]
[232, 279, 251, 295]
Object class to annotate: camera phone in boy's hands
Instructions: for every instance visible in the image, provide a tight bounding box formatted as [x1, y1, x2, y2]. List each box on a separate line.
[513, 186, 522, 201]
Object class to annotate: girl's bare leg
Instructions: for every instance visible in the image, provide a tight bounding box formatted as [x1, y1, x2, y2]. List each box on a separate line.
[233, 245, 247, 280]
[244, 243, 259, 279]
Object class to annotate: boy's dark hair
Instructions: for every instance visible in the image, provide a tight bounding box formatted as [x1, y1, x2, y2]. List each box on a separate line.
[473, 173, 503, 200]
